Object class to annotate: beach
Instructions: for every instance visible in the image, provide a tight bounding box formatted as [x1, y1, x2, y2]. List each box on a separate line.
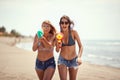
[0, 37, 120, 80]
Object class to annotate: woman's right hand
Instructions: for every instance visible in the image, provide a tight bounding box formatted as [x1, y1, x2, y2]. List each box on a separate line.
[57, 41, 62, 48]
[56, 41, 62, 52]
[37, 37, 44, 47]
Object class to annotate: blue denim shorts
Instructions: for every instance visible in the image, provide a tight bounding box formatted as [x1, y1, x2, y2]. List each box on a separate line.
[35, 57, 56, 70]
[58, 55, 78, 68]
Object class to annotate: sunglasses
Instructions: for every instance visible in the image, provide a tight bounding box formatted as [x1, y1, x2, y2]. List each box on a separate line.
[60, 21, 69, 25]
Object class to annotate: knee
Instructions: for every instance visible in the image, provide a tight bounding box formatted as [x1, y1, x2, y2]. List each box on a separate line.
[70, 76, 77, 80]
[60, 77, 67, 80]
[43, 77, 51, 80]
[60, 78, 66, 80]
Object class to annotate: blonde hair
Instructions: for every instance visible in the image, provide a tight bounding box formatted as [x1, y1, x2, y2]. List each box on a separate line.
[42, 20, 56, 36]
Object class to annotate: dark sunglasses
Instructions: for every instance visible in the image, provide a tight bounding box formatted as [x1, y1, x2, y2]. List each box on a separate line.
[60, 21, 69, 25]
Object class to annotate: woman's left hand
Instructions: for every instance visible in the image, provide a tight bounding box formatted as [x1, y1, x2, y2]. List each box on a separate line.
[77, 57, 82, 65]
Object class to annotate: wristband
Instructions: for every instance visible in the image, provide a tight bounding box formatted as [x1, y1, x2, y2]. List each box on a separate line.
[38, 42, 41, 47]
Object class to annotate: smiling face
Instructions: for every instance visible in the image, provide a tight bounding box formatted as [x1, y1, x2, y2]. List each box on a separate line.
[60, 18, 70, 32]
[42, 23, 51, 34]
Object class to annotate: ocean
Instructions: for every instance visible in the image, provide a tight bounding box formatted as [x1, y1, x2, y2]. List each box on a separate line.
[82, 40, 120, 68]
[16, 40, 120, 68]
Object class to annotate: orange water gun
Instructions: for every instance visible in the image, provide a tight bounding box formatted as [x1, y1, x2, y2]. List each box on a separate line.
[56, 33, 63, 44]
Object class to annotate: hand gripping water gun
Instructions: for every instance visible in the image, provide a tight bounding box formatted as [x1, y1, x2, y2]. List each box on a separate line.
[37, 30, 44, 38]
[56, 33, 63, 43]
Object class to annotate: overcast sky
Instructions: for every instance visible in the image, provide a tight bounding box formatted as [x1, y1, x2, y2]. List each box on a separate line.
[0, 0, 120, 40]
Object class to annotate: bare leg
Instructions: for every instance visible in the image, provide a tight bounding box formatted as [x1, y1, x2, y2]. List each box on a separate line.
[58, 64, 67, 80]
[36, 69, 44, 80]
[69, 67, 78, 80]
[43, 67, 55, 80]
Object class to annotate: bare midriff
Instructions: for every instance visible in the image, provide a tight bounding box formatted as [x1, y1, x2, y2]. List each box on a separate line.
[37, 47, 54, 61]
[60, 45, 77, 60]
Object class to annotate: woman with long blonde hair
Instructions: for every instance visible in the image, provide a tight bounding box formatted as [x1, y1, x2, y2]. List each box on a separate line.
[32, 20, 56, 80]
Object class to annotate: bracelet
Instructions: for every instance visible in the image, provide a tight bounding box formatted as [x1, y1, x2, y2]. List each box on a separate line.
[38, 42, 41, 47]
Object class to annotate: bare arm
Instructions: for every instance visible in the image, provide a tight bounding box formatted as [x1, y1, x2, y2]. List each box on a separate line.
[74, 30, 83, 58]
[40, 34, 55, 48]
[32, 34, 39, 51]
[55, 40, 61, 52]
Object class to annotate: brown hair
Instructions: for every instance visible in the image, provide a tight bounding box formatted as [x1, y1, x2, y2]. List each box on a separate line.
[42, 20, 56, 36]
[59, 15, 74, 32]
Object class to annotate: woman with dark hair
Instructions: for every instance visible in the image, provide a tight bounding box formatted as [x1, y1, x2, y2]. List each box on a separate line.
[56, 15, 83, 80]
[32, 20, 56, 80]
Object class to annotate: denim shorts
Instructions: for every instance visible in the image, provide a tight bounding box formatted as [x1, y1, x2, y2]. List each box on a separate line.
[35, 57, 56, 70]
[58, 55, 78, 68]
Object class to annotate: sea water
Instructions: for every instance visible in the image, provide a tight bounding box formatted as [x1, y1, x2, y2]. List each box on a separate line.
[16, 40, 120, 68]
[82, 40, 120, 68]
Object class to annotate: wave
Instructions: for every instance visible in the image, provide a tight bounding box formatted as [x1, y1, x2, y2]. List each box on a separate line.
[95, 42, 120, 46]
[16, 42, 33, 51]
[83, 40, 120, 46]
[87, 54, 120, 62]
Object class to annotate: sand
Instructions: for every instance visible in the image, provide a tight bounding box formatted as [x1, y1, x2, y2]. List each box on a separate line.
[0, 36, 120, 80]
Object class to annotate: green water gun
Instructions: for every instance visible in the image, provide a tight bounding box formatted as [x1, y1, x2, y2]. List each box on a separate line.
[37, 30, 43, 38]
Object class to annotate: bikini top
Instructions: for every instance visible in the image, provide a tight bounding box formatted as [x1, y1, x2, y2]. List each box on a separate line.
[38, 47, 53, 52]
[38, 42, 54, 52]
[62, 33, 75, 46]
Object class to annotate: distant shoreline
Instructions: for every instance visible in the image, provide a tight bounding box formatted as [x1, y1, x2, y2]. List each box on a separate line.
[0, 36, 33, 46]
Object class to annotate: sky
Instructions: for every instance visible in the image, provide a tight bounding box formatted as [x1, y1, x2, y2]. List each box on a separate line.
[0, 0, 120, 40]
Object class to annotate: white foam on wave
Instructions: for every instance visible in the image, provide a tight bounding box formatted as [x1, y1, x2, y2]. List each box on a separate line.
[87, 54, 113, 61]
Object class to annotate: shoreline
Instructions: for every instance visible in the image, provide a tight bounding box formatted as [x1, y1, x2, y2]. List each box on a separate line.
[0, 36, 33, 46]
[16, 40, 120, 69]
[0, 36, 120, 80]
